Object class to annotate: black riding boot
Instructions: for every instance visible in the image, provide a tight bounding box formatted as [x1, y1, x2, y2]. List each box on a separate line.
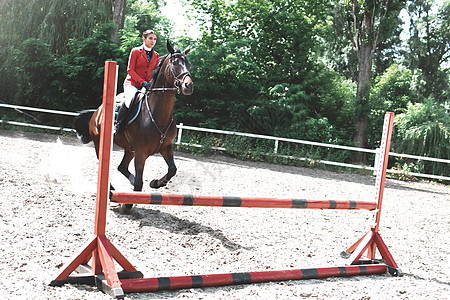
[114, 102, 129, 136]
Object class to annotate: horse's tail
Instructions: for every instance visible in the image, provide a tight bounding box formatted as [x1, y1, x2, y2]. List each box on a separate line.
[74, 110, 95, 144]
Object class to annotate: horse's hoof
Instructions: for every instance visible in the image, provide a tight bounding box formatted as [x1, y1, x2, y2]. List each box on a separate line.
[150, 180, 160, 188]
[120, 204, 133, 214]
[150, 180, 158, 188]
[150, 179, 168, 188]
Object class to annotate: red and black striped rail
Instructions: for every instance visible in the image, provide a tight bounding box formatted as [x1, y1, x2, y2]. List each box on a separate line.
[120, 264, 387, 293]
[110, 192, 378, 210]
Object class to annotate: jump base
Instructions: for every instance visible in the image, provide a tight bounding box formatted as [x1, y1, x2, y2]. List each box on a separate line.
[51, 262, 394, 298]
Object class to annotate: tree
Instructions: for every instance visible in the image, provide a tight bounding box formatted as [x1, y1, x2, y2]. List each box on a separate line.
[0, 0, 112, 53]
[184, 0, 342, 124]
[405, 0, 450, 103]
[0, 0, 171, 112]
[370, 63, 416, 113]
[231, 0, 331, 86]
[112, 0, 127, 43]
[365, 63, 416, 148]
[394, 99, 450, 177]
[174, 39, 261, 129]
[339, 0, 405, 162]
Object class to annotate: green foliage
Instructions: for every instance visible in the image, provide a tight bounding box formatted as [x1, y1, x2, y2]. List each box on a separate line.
[330, 0, 407, 159]
[123, 0, 173, 50]
[365, 64, 416, 148]
[0, 1, 171, 112]
[370, 64, 416, 113]
[394, 99, 450, 177]
[246, 83, 332, 140]
[0, 0, 111, 53]
[0, 0, 448, 180]
[182, 0, 357, 153]
[230, 0, 331, 86]
[372, 0, 406, 77]
[0, 43, 19, 102]
[66, 23, 127, 108]
[0, 24, 125, 112]
[242, 67, 356, 143]
[187, 0, 331, 84]
[174, 39, 261, 129]
[3, 38, 73, 108]
[405, 0, 450, 103]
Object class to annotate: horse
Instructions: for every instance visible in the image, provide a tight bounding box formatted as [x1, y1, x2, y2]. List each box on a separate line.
[74, 40, 193, 213]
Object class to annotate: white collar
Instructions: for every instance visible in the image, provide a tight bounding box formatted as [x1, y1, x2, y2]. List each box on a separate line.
[143, 44, 152, 52]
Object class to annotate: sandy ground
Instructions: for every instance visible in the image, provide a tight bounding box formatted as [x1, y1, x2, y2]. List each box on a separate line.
[0, 129, 448, 300]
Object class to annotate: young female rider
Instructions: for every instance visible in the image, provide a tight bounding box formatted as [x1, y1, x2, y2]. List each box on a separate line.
[115, 30, 160, 133]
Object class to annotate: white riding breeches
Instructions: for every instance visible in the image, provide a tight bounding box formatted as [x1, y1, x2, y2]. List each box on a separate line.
[123, 85, 138, 108]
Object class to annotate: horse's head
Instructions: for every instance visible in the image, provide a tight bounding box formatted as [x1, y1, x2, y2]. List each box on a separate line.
[166, 40, 194, 95]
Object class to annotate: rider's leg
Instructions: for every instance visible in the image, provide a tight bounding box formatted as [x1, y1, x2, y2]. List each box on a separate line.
[114, 85, 137, 134]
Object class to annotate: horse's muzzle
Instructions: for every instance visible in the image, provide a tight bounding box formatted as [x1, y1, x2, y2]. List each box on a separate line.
[181, 78, 194, 95]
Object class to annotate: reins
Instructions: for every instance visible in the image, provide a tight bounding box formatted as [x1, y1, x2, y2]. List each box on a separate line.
[150, 87, 177, 92]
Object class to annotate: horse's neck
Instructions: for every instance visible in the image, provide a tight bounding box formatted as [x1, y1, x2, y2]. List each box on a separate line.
[153, 66, 169, 88]
[148, 70, 175, 125]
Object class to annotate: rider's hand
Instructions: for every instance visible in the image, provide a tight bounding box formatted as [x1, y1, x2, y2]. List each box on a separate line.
[141, 81, 150, 89]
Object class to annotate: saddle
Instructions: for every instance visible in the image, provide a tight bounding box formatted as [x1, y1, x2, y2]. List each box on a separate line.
[115, 91, 144, 126]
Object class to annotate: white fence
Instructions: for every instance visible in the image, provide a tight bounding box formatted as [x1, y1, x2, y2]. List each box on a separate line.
[1, 103, 449, 181]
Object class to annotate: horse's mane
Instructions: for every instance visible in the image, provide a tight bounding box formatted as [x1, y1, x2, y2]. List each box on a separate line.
[150, 48, 182, 89]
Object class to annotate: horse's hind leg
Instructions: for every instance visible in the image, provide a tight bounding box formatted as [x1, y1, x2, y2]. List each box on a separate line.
[118, 150, 136, 185]
[150, 145, 177, 189]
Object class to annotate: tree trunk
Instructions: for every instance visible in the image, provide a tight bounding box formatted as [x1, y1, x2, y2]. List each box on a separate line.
[112, 0, 126, 44]
[344, 0, 391, 164]
[353, 44, 374, 163]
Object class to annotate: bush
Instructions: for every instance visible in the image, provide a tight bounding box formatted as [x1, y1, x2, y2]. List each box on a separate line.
[394, 99, 450, 178]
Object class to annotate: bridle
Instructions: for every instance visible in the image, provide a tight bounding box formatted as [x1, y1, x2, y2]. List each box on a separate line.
[150, 53, 192, 94]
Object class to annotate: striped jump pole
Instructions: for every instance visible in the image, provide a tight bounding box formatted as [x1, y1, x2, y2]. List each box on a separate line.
[120, 264, 387, 293]
[110, 192, 378, 210]
[50, 60, 400, 299]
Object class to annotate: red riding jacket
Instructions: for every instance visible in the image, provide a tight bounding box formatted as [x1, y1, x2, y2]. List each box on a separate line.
[124, 46, 160, 89]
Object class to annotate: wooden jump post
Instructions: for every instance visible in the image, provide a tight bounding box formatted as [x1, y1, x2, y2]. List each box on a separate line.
[50, 61, 400, 298]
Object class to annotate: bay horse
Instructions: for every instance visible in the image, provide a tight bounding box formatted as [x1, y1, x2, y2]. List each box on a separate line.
[74, 41, 193, 213]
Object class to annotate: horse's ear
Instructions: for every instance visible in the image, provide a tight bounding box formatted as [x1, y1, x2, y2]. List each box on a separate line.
[167, 40, 175, 54]
[184, 46, 190, 55]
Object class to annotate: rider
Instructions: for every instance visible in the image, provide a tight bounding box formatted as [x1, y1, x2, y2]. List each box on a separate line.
[115, 30, 160, 134]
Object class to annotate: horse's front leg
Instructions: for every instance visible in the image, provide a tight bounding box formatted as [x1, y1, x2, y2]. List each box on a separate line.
[120, 151, 146, 214]
[118, 149, 136, 185]
[133, 151, 146, 191]
[150, 145, 177, 189]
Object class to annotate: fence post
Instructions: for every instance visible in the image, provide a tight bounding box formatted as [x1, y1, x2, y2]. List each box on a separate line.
[373, 148, 381, 176]
[176, 123, 183, 148]
[274, 139, 279, 154]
